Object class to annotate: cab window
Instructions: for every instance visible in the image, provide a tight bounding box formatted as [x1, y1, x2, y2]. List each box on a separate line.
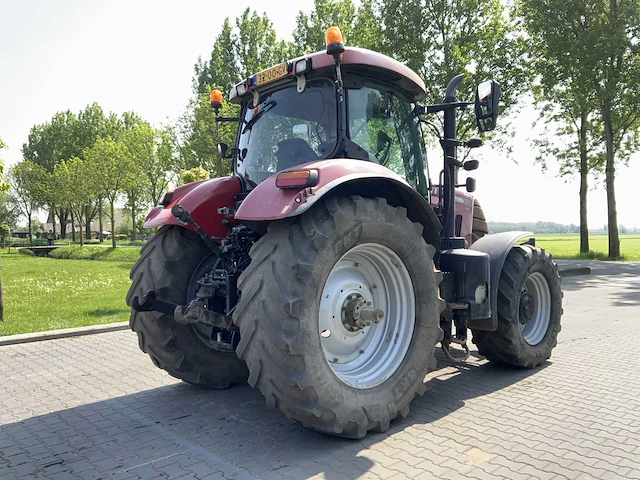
[347, 83, 429, 197]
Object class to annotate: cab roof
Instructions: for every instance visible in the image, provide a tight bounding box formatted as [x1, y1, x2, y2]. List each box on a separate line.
[230, 47, 426, 103]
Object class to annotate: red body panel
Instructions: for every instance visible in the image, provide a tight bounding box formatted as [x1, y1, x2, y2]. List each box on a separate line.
[430, 187, 475, 244]
[234, 159, 410, 221]
[143, 176, 241, 239]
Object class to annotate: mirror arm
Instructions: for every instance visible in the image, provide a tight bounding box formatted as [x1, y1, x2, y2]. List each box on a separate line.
[215, 116, 239, 122]
[425, 101, 473, 114]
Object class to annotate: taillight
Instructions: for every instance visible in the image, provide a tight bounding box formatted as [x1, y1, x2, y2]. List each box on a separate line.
[275, 169, 319, 189]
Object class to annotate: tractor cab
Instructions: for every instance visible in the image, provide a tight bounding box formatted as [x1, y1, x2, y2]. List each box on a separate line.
[216, 29, 430, 197]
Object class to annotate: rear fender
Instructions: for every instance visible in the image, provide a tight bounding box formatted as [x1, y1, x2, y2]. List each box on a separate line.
[235, 159, 441, 246]
[143, 176, 241, 239]
[469, 231, 533, 331]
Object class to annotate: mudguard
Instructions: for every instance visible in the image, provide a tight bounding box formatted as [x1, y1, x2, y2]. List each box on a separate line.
[234, 158, 442, 246]
[143, 176, 241, 239]
[469, 231, 533, 331]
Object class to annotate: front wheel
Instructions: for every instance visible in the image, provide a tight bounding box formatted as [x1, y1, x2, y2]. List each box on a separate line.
[233, 196, 444, 438]
[472, 244, 562, 368]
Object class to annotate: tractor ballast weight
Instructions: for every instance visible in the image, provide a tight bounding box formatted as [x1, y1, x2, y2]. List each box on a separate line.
[127, 26, 563, 438]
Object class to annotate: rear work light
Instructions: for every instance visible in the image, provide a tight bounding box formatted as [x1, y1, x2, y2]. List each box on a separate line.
[275, 169, 319, 189]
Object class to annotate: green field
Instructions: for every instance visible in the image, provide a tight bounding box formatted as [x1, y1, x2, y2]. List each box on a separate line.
[0, 250, 133, 336]
[534, 233, 640, 260]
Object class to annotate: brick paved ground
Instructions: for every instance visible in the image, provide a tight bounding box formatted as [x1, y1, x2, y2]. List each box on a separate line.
[1, 261, 639, 479]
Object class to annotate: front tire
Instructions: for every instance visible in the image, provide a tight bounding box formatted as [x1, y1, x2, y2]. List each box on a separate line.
[126, 226, 248, 388]
[233, 196, 444, 438]
[472, 244, 562, 368]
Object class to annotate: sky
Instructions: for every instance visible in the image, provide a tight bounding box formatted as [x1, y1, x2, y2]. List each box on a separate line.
[1, 0, 638, 228]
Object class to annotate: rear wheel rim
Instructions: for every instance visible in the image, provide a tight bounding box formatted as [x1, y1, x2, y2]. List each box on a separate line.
[319, 243, 415, 389]
[520, 271, 551, 345]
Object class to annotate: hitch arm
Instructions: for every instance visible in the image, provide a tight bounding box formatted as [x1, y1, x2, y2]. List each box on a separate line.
[131, 291, 179, 316]
[131, 290, 233, 330]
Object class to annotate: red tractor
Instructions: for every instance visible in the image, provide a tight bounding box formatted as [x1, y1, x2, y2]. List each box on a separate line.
[127, 27, 562, 438]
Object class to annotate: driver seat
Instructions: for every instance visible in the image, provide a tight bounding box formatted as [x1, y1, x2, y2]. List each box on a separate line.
[275, 138, 318, 171]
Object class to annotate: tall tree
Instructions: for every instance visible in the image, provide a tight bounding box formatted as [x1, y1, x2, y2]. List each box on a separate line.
[0, 192, 20, 229]
[387, 0, 528, 138]
[178, 89, 238, 176]
[592, 0, 640, 258]
[7, 161, 47, 244]
[120, 123, 150, 241]
[518, 0, 605, 253]
[518, 0, 640, 258]
[292, 0, 528, 138]
[149, 126, 177, 206]
[194, 18, 239, 94]
[53, 157, 94, 246]
[22, 105, 110, 239]
[186, 9, 295, 175]
[84, 139, 133, 248]
[293, 0, 357, 53]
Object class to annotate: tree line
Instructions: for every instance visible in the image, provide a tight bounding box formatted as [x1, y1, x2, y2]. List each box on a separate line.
[488, 221, 638, 235]
[6, 106, 183, 247]
[5, 0, 639, 256]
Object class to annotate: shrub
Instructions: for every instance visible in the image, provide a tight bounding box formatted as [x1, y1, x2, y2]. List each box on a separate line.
[49, 245, 140, 262]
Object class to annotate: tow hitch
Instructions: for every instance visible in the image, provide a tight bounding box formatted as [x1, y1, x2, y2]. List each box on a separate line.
[131, 290, 233, 330]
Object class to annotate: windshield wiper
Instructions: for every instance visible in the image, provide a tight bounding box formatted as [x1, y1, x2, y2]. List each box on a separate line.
[242, 100, 276, 134]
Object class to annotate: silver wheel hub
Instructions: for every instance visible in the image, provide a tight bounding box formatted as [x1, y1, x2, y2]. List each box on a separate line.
[319, 243, 415, 389]
[341, 293, 384, 332]
[520, 271, 551, 346]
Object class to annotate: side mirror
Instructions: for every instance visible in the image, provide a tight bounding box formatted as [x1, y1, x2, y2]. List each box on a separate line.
[292, 124, 311, 142]
[463, 160, 480, 171]
[466, 177, 476, 192]
[217, 142, 229, 158]
[474, 80, 500, 132]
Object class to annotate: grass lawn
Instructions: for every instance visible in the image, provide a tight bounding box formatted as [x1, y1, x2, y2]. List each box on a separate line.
[49, 245, 140, 262]
[0, 231, 637, 336]
[0, 250, 133, 336]
[531, 233, 640, 260]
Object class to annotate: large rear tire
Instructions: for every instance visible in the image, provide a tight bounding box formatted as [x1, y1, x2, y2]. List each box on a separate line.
[126, 226, 248, 388]
[472, 244, 562, 368]
[232, 196, 444, 438]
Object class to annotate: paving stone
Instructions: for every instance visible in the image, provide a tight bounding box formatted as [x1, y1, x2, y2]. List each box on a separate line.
[1, 265, 640, 479]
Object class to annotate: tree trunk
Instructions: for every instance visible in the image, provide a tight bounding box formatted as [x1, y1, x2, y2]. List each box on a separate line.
[58, 210, 68, 240]
[98, 199, 104, 243]
[578, 112, 589, 254]
[131, 199, 137, 242]
[78, 211, 84, 247]
[110, 200, 116, 249]
[603, 108, 620, 258]
[70, 211, 76, 242]
[27, 211, 33, 245]
[85, 205, 92, 240]
[50, 204, 57, 240]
